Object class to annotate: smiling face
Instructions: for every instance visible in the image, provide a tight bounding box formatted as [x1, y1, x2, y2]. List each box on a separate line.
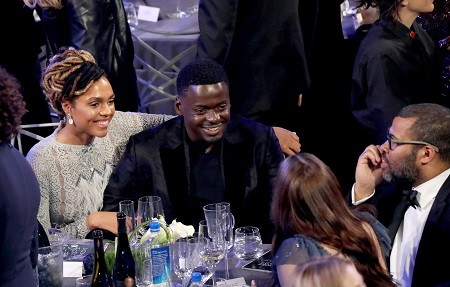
[62, 76, 115, 144]
[175, 82, 230, 146]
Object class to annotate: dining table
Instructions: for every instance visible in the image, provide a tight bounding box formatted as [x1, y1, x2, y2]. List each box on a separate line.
[131, 0, 200, 116]
[62, 241, 273, 287]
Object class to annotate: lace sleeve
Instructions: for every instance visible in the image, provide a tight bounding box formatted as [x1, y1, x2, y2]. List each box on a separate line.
[27, 148, 52, 235]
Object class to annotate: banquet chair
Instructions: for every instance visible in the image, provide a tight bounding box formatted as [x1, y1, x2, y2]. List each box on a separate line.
[11, 122, 59, 155]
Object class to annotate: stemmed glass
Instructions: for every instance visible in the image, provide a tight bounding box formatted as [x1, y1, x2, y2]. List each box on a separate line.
[172, 236, 194, 287]
[216, 202, 234, 279]
[196, 229, 226, 286]
[200, 204, 227, 286]
[166, 0, 189, 19]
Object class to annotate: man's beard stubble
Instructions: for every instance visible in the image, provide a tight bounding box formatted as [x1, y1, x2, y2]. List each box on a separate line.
[382, 151, 420, 184]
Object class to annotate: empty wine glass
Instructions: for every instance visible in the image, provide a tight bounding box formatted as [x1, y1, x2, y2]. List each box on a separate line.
[172, 236, 194, 287]
[188, 235, 211, 284]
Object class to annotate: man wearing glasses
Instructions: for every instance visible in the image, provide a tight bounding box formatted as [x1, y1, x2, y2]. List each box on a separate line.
[347, 103, 450, 287]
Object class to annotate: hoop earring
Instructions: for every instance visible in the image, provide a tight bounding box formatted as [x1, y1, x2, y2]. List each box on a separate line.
[67, 115, 74, 125]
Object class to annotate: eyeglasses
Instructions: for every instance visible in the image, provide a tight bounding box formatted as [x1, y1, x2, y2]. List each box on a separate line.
[387, 135, 440, 153]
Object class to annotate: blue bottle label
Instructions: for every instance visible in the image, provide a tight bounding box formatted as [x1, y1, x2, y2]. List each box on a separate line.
[151, 245, 171, 285]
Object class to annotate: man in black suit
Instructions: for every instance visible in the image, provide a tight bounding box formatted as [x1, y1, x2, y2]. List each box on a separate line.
[347, 103, 450, 287]
[0, 66, 40, 287]
[103, 58, 284, 242]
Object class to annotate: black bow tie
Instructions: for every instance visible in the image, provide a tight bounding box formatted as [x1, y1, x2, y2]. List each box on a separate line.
[403, 189, 420, 209]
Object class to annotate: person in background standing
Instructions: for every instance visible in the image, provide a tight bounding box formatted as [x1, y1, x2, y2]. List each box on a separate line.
[195, 0, 310, 134]
[0, 66, 40, 287]
[23, 0, 140, 112]
[0, 0, 53, 155]
[351, 0, 444, 148]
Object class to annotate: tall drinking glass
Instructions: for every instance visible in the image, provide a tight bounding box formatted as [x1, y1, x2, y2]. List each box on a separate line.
[216, 202, 234, 279]
[172, 236, 194, 287]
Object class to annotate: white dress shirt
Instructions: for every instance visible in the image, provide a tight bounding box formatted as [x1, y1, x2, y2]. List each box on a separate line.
[351, 168, 450, 287]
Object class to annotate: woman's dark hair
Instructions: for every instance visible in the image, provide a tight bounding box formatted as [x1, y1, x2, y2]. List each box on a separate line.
[0, 66, 27, 141]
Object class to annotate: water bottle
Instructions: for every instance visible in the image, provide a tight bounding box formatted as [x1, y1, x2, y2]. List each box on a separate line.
[91, 230, 113, 287]
[142, 221, 171, 287]
[189, 272, 204, 287]
[113, 211, 136, 287]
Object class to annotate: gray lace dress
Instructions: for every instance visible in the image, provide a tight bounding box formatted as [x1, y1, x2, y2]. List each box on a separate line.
[26, 111, 174, 238]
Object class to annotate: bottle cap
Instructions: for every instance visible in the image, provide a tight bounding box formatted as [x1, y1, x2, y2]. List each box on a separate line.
[150, 221, 160, 232]
[192, 272, 202, 282]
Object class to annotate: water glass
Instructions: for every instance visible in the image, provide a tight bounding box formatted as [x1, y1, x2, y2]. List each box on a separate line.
[123, 1, 138, 26]
[37, 243, 63, 287]
[234, 226, 263, 260]
[75, 275, 92, 287]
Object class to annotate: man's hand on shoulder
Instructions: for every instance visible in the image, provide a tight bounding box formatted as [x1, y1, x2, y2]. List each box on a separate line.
[273, 127, 301, 156]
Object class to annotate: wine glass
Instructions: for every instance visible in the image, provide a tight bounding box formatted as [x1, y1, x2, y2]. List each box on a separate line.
[197, 218, 226, 286]
[172, 236, 194, 287]
[188, 234, 211, 284]
[216, 202, 234, 279]
[166, 0, 189, 19]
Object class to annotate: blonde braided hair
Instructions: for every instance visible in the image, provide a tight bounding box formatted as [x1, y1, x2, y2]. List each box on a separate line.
[41, 47, 105, 118]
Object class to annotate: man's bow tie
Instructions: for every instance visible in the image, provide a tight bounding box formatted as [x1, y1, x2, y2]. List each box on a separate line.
[403, 189, 420, 209]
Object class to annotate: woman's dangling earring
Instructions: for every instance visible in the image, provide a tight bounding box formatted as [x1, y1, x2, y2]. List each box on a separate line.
[67, 114, 74, 125]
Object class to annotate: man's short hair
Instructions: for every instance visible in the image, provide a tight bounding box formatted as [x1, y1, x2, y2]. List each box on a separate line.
[176, 58, 229, 96]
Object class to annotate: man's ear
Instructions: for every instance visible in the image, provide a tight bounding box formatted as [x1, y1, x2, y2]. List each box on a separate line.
[174, 97, 182, 115]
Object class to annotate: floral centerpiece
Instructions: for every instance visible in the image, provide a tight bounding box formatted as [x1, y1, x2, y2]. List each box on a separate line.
[103, 216, 195, 274]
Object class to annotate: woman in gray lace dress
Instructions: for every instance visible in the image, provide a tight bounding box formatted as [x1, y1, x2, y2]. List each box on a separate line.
[270, 153, 396, 287]
[25, 47, 173, 239]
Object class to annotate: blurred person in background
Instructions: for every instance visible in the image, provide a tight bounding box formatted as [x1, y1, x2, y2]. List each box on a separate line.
[0, 0, 53, 155]
[0, 66, 40, 287]
[23, 0, 140, 112]
[351, 0, 446, 149]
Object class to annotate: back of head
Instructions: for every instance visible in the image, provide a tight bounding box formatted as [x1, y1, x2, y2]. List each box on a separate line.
[0, 66, 27, 141]
[176, 58, 229, 97]
[398, 103, 450, 163]
[41, 46, 106, 119]
[271, 152, 346, 238]
[286, 256, 360, 287]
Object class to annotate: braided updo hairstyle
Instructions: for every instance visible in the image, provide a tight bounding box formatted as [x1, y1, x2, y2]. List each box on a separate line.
[41, 46, 106, 119]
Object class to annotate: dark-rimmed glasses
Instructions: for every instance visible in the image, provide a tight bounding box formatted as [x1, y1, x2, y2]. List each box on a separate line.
[387, 135, 440, 153]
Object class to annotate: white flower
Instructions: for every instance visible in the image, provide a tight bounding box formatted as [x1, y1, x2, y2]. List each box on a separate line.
[169, 219, 195, 241]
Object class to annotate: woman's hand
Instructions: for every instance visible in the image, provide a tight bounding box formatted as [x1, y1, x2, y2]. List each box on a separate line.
[86, 211, 118, 235]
